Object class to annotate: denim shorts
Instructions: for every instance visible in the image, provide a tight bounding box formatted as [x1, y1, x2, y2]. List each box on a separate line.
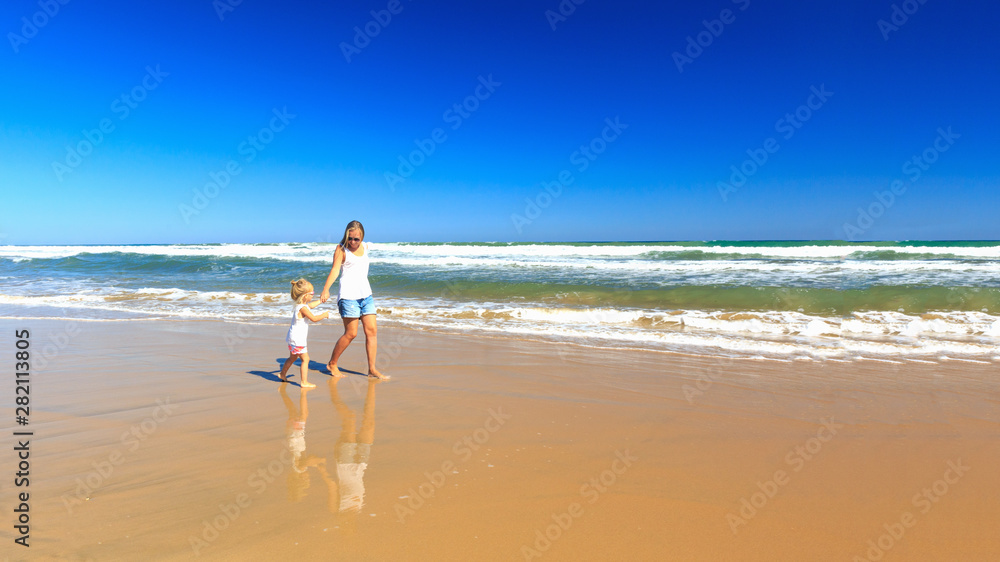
[338, 295, 376, 318]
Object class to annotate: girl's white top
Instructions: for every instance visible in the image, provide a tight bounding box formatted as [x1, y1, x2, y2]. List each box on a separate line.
[286, 303, 309, 347]
[338, 242, 373, 300]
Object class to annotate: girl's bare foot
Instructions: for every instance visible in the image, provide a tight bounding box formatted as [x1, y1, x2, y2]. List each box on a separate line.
[278, 371, 288, 382]
[301, 381, 316, 388]
[368, 368, 389, 380]
[327, 363, 346, 378]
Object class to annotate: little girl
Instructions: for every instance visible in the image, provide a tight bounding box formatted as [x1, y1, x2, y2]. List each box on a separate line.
[280, 279, 332, 388]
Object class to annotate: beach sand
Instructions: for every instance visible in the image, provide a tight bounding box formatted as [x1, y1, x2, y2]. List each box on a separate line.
[1, 318, 997, 561]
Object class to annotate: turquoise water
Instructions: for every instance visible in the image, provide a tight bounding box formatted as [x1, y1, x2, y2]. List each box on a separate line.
[1, 241, 998, 360]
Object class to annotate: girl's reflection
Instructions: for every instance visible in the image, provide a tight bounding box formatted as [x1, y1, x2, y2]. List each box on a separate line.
[279, 384, 325, 502]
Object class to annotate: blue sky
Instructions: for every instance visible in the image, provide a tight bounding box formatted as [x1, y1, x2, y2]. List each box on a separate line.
[1, 0, 997, 243]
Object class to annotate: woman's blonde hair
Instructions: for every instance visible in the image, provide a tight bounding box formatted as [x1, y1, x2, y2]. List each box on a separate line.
[290, 279, 314, 303]
[339, 220, 365, 248]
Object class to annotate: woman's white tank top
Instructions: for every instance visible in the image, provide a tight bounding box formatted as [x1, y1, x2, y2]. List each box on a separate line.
[338, 242, 373, 300]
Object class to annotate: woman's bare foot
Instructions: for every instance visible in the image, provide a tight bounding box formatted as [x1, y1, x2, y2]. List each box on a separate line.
[327, 362, 346, 378]
[278, 371, 289, 382]
[368, 368, 389, 380]
[301, 381, 316, 388]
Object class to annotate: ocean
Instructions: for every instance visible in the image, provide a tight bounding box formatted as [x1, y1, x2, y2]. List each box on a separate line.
[1, 241, 998, 362]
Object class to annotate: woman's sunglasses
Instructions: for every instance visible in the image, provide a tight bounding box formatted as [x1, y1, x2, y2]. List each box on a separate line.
[348, 237, 361, 242]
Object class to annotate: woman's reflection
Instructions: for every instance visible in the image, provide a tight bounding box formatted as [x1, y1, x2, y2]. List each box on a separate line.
[317, 377, 378, 520]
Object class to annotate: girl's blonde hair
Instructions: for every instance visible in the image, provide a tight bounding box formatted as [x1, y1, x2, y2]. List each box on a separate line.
[290, 279, 314, 303]
[339, 220, 365, 248]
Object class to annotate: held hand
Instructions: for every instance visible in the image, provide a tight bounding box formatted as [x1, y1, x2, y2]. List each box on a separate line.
[320, 290, 329, 303]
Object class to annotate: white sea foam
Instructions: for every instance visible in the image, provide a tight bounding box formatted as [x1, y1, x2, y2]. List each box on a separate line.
[377, 243, 1000, 260]
[3, 243, 999, 288]
[372, 255, 1000, 274]
[375, 301, 995, 360]
[2, 289, 995, 360]
[0, 244, 333, 262]
[3, 242, 1000, 262]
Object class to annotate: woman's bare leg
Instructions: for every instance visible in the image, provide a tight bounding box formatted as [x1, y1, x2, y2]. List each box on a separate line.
[361, 314, 387, 379]
[328, 318, 358, 376]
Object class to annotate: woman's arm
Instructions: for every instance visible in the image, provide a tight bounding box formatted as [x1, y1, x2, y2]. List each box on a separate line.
[320, 245, 346, 303]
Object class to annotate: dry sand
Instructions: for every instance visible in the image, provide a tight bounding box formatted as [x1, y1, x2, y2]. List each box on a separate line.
[0, 318, 997, 561]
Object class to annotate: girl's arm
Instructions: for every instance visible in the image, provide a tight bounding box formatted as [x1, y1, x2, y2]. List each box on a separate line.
[300, 306, 331, 322]
[320, 245, 346, 303]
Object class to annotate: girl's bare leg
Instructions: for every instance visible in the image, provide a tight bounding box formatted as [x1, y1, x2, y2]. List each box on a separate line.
[361, 314, 387, 379]
[327, 318, 358, 376]
[279, 354, 298, 382]
[299, 351, 316, 388]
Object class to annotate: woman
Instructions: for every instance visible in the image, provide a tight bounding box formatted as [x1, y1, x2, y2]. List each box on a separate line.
[320, 220, 387, 380]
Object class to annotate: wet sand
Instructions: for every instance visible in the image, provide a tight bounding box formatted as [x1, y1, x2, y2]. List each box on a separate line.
[1, 318, 998, 561]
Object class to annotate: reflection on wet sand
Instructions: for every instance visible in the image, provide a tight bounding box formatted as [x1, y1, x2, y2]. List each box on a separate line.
[275, 376, 380, 535]
[280, 384, 325, 502]
[316, 377, 378, 529]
